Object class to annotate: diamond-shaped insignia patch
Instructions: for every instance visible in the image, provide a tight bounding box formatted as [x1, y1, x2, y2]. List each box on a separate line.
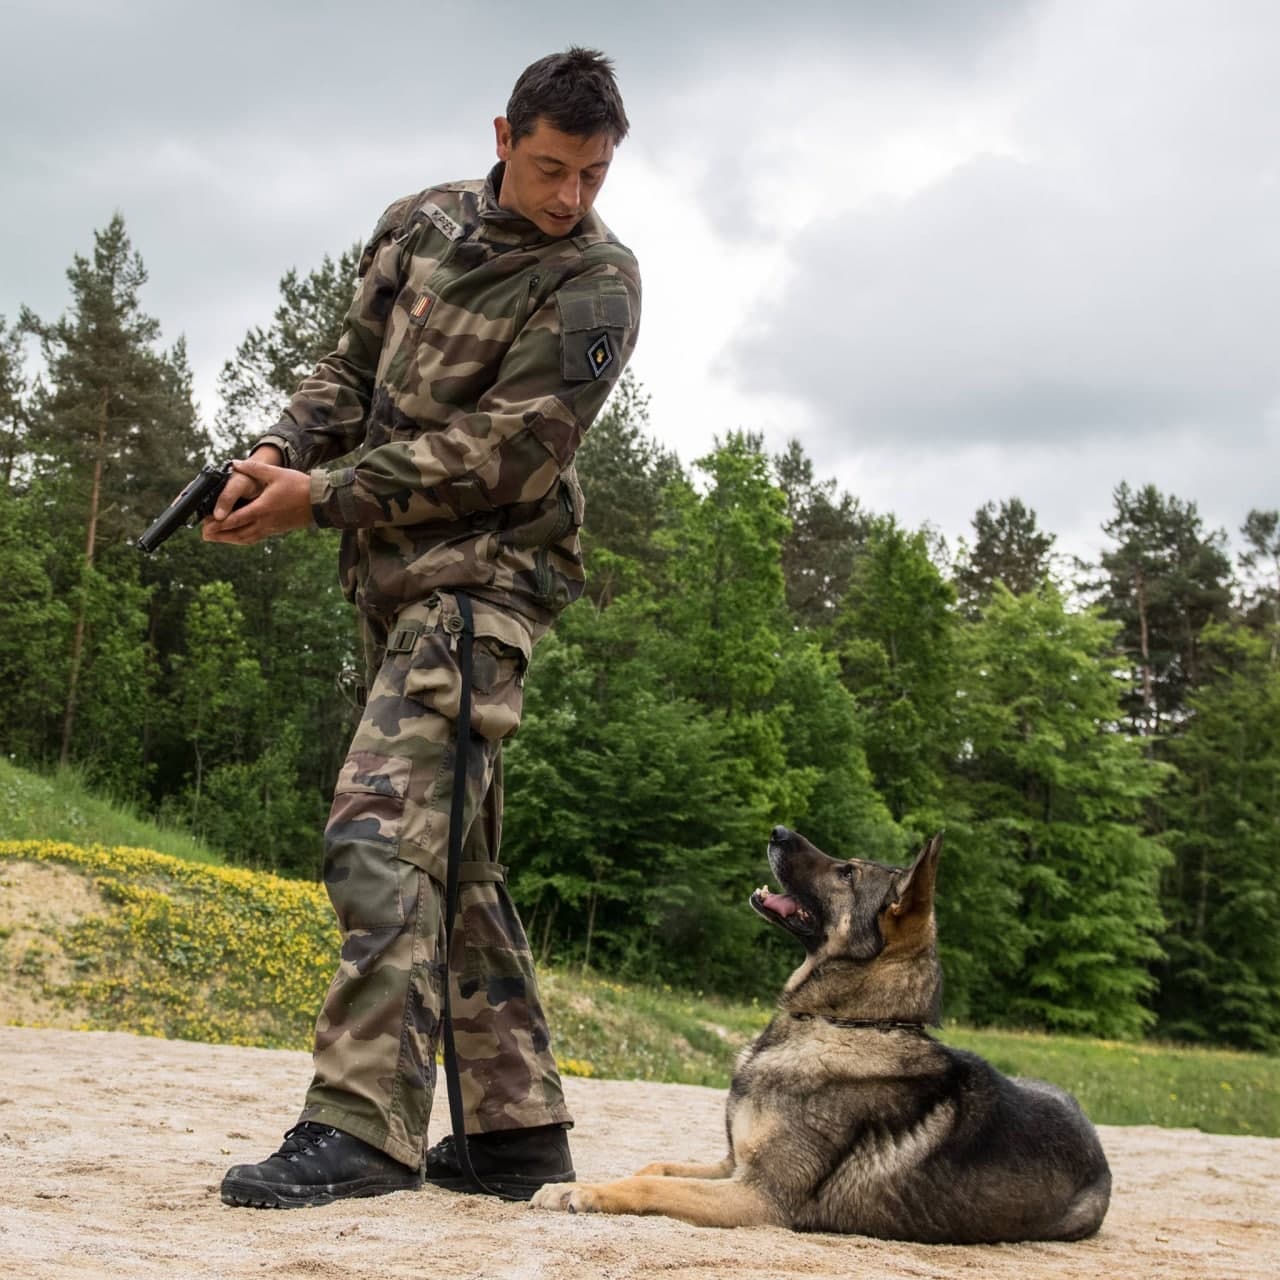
[586, 333, 614, 379]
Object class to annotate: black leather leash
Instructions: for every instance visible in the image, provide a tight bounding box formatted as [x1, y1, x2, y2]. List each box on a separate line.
[438, 591, 523, 1201]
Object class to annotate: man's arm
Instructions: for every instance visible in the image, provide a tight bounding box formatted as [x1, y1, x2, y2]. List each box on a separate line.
[252, 196, 414, 473]
[204, 199, 415, 544]
[308, 254, 640, 533]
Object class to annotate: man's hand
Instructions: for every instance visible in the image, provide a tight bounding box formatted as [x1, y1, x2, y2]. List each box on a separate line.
[202, 449, 314, 545]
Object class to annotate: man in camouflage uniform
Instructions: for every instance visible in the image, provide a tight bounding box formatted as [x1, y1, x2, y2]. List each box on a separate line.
[207, 48, 639, 1208]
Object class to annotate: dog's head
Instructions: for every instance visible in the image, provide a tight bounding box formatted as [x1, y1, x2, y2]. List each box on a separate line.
[751, 826, 943, 1022]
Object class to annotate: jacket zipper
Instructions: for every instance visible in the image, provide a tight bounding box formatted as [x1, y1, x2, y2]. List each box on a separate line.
[520, 272, 541, 327]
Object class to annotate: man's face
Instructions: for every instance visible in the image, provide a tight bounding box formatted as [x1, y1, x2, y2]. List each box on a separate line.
[494, 116, 615, 237]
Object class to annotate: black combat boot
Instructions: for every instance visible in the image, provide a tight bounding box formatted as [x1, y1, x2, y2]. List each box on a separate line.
[423, 1123, 575, 1200]
[220, 1122, 422, 1208]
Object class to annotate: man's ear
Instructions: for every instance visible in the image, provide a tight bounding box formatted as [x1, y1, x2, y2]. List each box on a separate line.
[494, 116, 513, 162]
[889, 833, 943, 920]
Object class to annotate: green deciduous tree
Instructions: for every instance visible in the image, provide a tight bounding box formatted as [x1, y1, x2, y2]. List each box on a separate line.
[659, 432, 791, 713]
[834, 517, 958, 826]
[197, 724, 322, 874]
[172, 581, 268, 818]
[767, 637, 901, 862]
[504, 596, 775, 991]
[951, 586, 1168, 1036]
[1159, 623, 1280, 1050]
[0, 483, 72, 760]
[506, 433, 898, 991]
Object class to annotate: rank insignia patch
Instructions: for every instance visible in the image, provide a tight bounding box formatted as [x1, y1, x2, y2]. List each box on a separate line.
[586, 333, 614, 379]
[409, 292, 435, 324]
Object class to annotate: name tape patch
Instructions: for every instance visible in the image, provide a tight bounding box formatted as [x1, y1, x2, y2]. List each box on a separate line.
[423, 202, 463, 242]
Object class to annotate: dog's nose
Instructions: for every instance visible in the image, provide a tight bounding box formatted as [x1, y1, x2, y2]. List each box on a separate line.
[771, 825, 792, 844]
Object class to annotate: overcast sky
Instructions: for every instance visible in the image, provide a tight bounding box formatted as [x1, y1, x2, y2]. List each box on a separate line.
[3, 0, 1277, 564]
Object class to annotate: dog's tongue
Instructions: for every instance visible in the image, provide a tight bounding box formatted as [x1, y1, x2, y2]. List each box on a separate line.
[760, 891, 798, 918]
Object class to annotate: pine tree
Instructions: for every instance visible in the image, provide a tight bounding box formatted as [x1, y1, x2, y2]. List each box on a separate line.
[1097, 483, 1231, 738]
[773, 438, 868, 632]
[1239, 509, 1280, 659]
[574, 369, 683, 605]
[954, 497, 1056, 616]
[215, 244, 361, 450]
[20, 214, 204, 765]
[0, 316, 29, 485]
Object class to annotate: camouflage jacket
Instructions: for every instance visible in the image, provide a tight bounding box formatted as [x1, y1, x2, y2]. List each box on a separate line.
[257, 164, 641, 651]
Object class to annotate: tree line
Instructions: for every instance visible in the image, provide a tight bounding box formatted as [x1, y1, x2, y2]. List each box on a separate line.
[2, 216, 1276, 1051]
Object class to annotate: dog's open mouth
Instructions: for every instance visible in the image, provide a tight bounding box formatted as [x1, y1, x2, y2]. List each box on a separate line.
[751, 886, 818, 935]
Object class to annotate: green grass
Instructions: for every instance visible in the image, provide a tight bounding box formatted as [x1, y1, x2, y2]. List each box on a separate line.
[0, 758, 1275, 1138]
[538, 970, 771, 1087]
[535, 971, 1279, 1137]
[0, 758, 223, 865]
[941, 1026, 1278, 1137]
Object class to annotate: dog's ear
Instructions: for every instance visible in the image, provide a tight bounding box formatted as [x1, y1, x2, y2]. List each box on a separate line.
[888, 833, 943, 921]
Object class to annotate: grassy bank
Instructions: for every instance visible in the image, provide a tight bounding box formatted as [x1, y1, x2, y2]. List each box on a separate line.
[1, 836, 1276, 1137]
[0, 758, 222, 865]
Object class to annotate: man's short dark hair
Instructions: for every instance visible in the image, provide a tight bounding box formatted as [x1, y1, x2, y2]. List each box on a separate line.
[506, 48, 630, 145]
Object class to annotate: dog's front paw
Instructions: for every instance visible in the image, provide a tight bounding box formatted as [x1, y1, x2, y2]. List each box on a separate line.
[530, 1183, 602, 1214]
[633, 1161, 673, 1176]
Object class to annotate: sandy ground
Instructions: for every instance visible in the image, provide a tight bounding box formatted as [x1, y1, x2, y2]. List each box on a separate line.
[0, 1027, 1276, 1280]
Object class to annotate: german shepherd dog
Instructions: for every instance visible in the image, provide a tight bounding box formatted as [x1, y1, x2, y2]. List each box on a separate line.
[533, 827, 1111, 1242]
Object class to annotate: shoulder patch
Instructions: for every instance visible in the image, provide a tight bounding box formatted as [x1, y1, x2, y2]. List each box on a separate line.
[557, 279, 633, 381]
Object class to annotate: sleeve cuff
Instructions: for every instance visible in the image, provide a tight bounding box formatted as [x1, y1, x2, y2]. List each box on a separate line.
[253, 430, 303, 471]
[309, 466, 362, 529]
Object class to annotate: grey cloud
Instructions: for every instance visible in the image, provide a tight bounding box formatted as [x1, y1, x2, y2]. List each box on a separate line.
[730, 143, 1280, 447]
[725, 0, 1280, 460]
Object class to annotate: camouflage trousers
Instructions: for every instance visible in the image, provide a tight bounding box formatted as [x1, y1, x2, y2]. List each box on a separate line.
[299, 590, 572, 1169]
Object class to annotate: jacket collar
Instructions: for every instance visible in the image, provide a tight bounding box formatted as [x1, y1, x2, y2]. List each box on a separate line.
[478, 163, 605, 247]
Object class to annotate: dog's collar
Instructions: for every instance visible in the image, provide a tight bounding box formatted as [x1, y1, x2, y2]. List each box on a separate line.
[790, 1013, 929, 1033]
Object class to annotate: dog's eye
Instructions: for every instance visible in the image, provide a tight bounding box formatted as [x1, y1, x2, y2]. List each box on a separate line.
[838, 863, 856, 880]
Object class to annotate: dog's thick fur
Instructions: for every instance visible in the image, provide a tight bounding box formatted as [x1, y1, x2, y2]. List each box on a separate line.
[532, 828, 1111, 1242]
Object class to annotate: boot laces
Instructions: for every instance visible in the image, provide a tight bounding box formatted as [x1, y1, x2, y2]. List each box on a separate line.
[274, 1122, 338, 1162]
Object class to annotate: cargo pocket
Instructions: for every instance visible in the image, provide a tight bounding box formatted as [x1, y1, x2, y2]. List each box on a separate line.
[323, 752, 417, 932]
[400, 598, 527, 742]
[469, 636, 526, 741]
